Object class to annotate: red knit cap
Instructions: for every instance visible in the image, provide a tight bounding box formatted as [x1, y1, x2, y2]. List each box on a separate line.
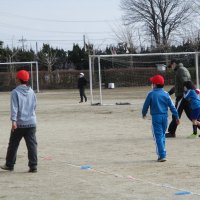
[16, 70, 29, 81]
[150, 75, 164, 85]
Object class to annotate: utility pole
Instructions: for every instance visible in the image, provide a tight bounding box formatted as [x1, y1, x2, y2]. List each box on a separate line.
[19, 36, 26, 51]
[83, 35, 86, 51]
[36, 42, 39, 60]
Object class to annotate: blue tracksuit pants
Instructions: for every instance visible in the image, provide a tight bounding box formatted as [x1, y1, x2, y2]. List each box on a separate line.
[152, 114, 168, 159]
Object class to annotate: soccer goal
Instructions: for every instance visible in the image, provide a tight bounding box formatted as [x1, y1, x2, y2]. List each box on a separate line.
[89, 52, 200, 105]
[0, 61, 39, 92]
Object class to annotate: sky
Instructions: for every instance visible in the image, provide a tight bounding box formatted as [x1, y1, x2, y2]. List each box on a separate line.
[0, 0, 122, 52]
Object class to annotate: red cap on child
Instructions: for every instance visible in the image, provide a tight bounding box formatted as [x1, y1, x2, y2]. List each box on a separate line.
[150, 75, 164, 85]
[16, 70, 30, 81]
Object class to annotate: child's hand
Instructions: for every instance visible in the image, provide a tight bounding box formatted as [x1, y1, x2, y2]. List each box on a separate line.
[11, 121, 17, 132]
[176, 119, 180, 125]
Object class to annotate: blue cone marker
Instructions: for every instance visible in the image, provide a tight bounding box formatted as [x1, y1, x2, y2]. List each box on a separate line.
[80, 165, 92, 170]
[175, 191, 192, 195]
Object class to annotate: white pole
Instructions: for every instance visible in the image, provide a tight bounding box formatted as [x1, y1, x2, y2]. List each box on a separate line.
[30, 63, 34, 89]
[89, 55, 93, 104]
[36, 61, 39, 93]
[98, 56, 103, 105]
[195, 53, 199, 89]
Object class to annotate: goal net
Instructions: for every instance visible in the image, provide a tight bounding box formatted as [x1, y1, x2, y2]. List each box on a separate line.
[89, 52, 200, 105]
[0, 61, 39, 92]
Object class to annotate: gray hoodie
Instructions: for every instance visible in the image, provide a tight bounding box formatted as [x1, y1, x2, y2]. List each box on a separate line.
[11, 85, 36, 128]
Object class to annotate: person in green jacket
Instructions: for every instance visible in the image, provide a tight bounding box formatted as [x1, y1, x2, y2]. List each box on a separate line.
[166, 59, 191, 138]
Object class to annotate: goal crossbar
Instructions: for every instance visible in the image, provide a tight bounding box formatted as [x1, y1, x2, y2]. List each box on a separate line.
[89, 52, 200, 58]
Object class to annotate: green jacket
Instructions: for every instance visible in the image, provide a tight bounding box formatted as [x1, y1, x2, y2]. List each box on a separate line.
[174, 63, 191, 97]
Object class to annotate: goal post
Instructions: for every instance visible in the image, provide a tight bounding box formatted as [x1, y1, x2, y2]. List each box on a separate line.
[89, 52, 200, 105]
[0, 61, 39, 92]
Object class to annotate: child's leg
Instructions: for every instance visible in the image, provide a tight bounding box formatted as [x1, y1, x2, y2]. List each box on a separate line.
[192, 119, 198, 135]
[24, 127, 37, 169]
[5, 129, 23, 168]
[152, 115, 166, 159]
[195, 120, 200, 127]
[190, 108, 200, 134]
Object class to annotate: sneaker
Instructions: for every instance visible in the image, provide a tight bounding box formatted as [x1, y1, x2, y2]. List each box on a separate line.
[165, 132, 176, 138]
[157, 158, 166, 162]
[28, 168, 37, 173]
[187, 133, 198, 138]
[1, 164, 14, 171]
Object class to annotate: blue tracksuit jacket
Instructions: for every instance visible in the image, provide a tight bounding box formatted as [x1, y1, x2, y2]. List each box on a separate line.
[184, 89, 200, 110]
[142, 88, 179, 159]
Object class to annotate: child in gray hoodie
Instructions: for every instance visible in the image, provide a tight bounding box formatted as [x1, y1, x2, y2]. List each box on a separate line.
[1, 70, 37, 172]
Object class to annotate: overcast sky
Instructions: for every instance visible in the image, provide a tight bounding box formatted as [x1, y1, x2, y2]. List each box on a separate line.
[0, 0, 122, 51]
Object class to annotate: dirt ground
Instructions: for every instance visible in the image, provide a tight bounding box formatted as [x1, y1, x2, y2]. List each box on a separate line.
[0, 87, 200, 200]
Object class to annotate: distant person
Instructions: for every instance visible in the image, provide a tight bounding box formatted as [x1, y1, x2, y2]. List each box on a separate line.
[78, 72, 87, 103]
[183, 81, 200, 138]
[166, 59, 191, 138]
[1, 70, 38, 173]
[142, 75, 179, 162]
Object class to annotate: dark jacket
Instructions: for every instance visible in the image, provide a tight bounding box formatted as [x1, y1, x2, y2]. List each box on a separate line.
[78, 77, 87, 88]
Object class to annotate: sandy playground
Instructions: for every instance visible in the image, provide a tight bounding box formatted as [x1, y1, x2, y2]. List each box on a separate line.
[0, 87, 200, 200]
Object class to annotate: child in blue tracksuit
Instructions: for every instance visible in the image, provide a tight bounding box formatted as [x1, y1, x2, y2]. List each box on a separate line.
[183, 81, 200, 138]
[142, 75, 179, 162]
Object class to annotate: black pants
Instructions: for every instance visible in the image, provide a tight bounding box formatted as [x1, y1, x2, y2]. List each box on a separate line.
[79, 87, 87, 102]
[5, 127, 37, 168]
[168, 96, 191, 134]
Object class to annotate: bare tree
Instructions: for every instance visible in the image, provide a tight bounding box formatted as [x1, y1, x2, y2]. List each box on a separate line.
[120, 0, 193, 50]
[41, 51, 57, 73]
[112, 24, 138, 53]
[38, 44, 57, 73]
[178, 26, 200, 51]
[192, 0, 200, 14]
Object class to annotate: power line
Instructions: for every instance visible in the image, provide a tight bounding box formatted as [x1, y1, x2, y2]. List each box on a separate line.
[0, 22, 112, 34]
[0, 12, 119, 23]
[25, 38, 114, 42]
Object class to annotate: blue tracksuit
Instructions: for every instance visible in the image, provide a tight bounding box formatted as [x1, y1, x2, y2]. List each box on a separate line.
[184, 89, 200, 110]
[142, 88, 179, 159]
[184, 89, 200, 120]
